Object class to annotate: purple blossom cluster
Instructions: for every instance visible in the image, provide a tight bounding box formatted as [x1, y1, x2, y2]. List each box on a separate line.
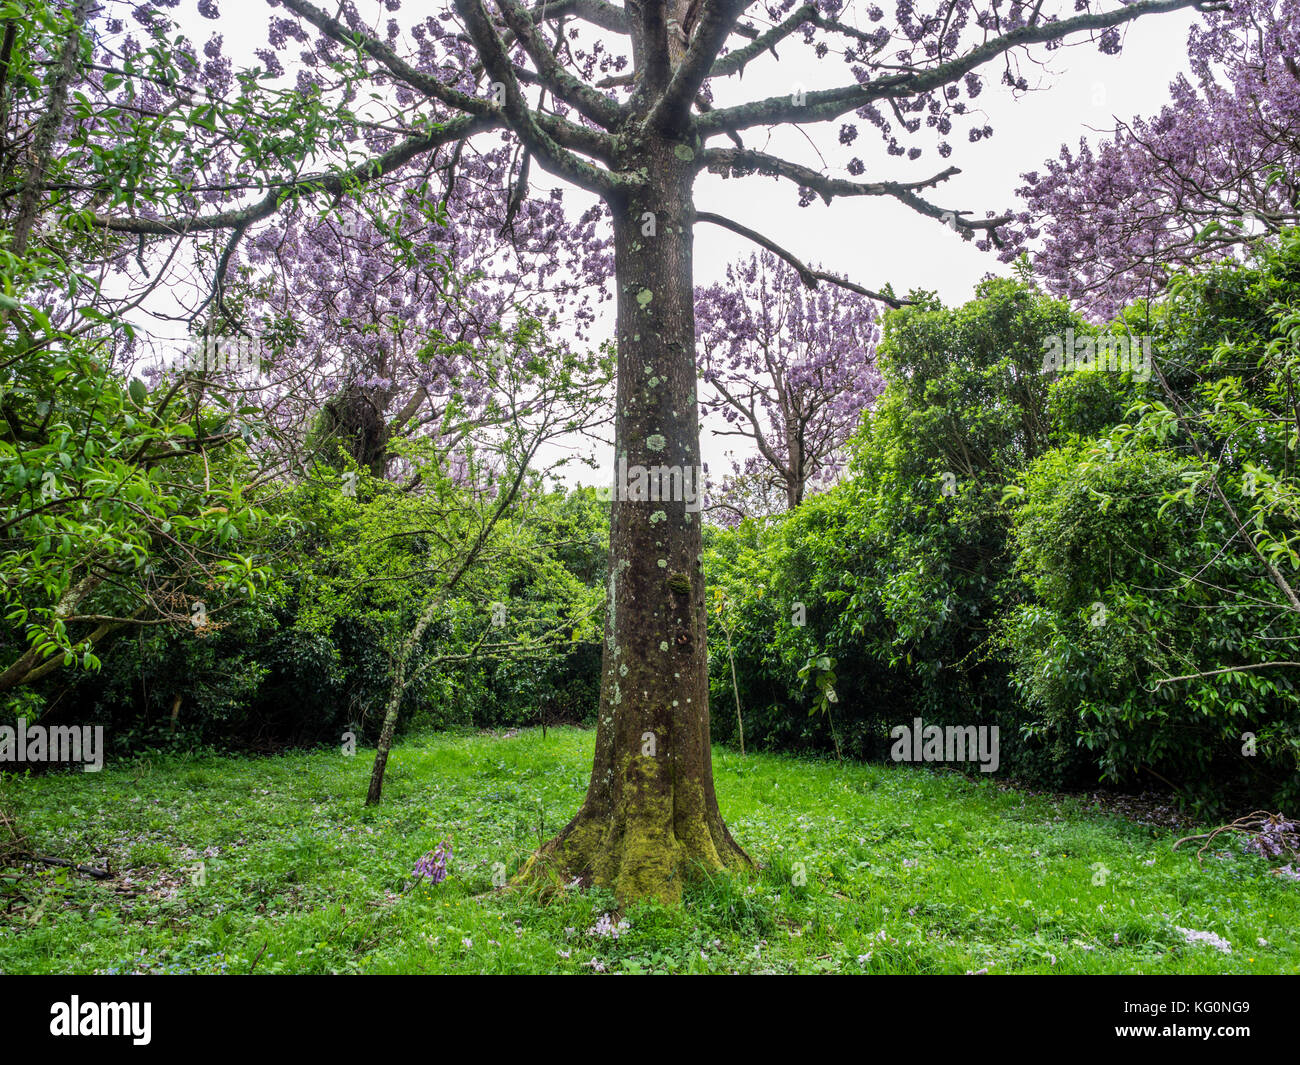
[412, 840, 451, 884]
[227, 172, 612, 473]
[1003, 0, 1300, 317]
[1242, 817, 1299, 862]
[87, 3, 614, 484]
[587, 913, 629, 939]
[1174, 925, 1233, 954]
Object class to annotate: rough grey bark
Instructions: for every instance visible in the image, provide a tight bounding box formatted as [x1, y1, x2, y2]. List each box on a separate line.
[520, 131, 750, 902]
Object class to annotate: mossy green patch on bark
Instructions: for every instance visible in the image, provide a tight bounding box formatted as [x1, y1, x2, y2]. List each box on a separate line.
[513, 752, 753, 905]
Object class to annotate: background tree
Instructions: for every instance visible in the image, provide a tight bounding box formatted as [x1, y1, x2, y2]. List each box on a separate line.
[221, 174, 613, 481]
[1003, 0, 1300, 317]
[0, 3, 289, 702]
[695, 251, 882, 518]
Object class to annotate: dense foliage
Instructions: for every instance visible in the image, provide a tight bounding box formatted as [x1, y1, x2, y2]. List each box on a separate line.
[56, 481, 609, 753]
[706, 239, 1300, 812]
[704, 277, 1098, 780]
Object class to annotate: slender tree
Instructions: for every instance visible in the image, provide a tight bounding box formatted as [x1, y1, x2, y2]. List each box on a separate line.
[695, 250, 882, 516]
[90, 0, 1207, 901]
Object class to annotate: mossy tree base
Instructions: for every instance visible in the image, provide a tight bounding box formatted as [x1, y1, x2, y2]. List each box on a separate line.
[517, 779, 753, 904]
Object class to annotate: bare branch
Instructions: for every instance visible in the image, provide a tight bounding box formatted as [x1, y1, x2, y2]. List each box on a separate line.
[1153, 661, 1300, 686]
[702, 147, 1010, 239]
[281, 0, 619, 155]
[454, 0, 634, 197]
[282, 0, 491, 116]
[696, 211, 906, 307]
[496, 0, 624, 127]
[647, 0, 752, 132]
[524, 0, 629, 33]
[709, 2, 816, 79]
[95, 114, 498, 235]
[700, 0, 1203, 134]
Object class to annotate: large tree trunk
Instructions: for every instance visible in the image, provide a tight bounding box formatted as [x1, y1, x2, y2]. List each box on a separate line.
[520, 135, 750, 903]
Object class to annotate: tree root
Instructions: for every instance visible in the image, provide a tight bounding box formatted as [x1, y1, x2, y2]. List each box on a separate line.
[514, 805, 752, 904]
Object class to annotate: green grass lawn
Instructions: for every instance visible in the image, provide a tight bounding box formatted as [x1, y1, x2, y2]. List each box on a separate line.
[2, 727, 1296, 974]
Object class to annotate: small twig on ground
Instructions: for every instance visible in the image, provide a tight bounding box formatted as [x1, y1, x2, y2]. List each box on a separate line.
[247, 940, 269, 975]
[17, 854, 113, 879]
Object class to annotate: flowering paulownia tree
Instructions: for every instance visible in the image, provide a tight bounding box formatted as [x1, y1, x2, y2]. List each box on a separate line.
[96, 0, 1206, 901]
[1004, 0, 1300, 317]
[696, 251, 882, 518]
[227, 183, 612, 481]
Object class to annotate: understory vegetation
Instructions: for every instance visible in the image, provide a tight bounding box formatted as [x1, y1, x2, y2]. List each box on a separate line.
[705, 238, 1300, 815]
